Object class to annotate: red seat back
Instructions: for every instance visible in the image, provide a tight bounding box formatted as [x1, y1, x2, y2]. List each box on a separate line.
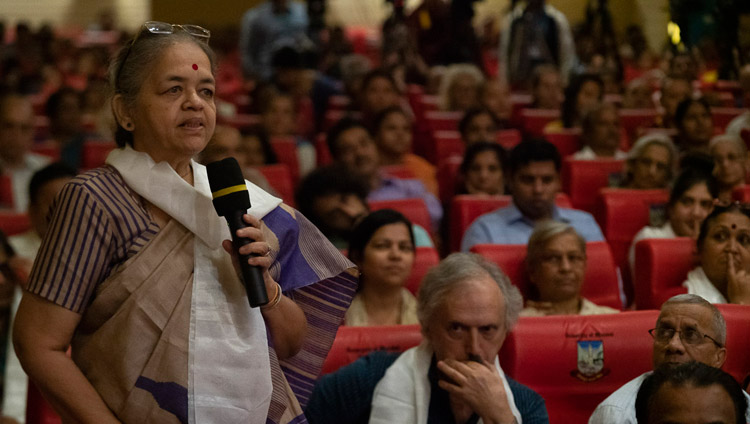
[561, 158, 625, 213]
[270, 136, 300, 183]
[26, 380, 62, 424]
[520, 108, 561, 137]
[327, 95, 351, 112]
[424, 110, 462, 132]
[433, 131, 464, 161]
[500, 311, 659, 423]
[633, 238, 695, 309]
[715, 304, 750, 384]
[369, 198, 432, 234]
[321, 324, 422, 374]
[544, 128, 581, 157]
[471, 241, 622, 310]
[712, 107, 744, 132]
[257, 164, 295, 207]
[0, 211, 31, 236]
[219, 113, 261, 130]
[449, 193, 572, 253]
[405, 247, 439, 295]
[30, 143, 61, 161]
[314, 133, 332, 167]
[619, 109, 658, 143]
[81, 141, 116, 170]
[437, 156, 463, 205]
[496, 129, 522, 149]
[0, 175, 13, 209]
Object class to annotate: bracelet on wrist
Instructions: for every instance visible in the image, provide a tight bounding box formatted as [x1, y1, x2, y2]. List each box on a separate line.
[260, 282, 282, 311]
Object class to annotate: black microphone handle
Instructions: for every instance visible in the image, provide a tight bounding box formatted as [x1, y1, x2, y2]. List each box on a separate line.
[226, 210, 269, 307]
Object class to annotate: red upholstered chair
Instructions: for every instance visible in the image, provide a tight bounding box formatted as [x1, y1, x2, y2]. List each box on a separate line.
[618, 109, 658, 143]
[33, 115, 50, 140]
[499, 311, 659, 423]
[633, 238, 695, 310]
[0, 175, 13, 209]
[732, 184, 750, 202]
[561, 158, 625, 213]
[320, 324, 422, 374]
[437, 156, 463, 205]
[715, 304, 750, 383]
[369, 198, 432, 234]
[449, 193, 572, 253]
[405, 247, 439, 295]
[257, 164, 295, 207]
[30, 143, 61, 161]
[596, 188, 670, 282]
[433, 131, 464, 160]
[424, 110, 463, 132]
[496, 129, 522, 149]
[219, 113, 261, 130]
[471, 241, 622, 310]
[314, 133, 332, 167]
[81, 140, 116, 170]
[270, 136, 301, 183]
[26, 380, 62, 424]
[712, 107, 744, 132]
[326, 95, 351, 112]
[543, 128, 581, 157]
[0, 211, 31, 236]
[520, 108, 561, 137]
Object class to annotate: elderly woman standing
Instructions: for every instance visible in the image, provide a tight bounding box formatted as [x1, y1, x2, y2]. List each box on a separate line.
[521, 221, 619, 316]
[13, 22, 356, 424]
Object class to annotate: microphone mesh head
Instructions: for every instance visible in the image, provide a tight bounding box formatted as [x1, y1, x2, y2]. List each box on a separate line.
[206, 157, 251, 216]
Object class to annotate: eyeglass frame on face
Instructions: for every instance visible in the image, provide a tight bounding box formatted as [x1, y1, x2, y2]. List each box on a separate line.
[114, 21, 211, 92]
[648, 326, 723, 348]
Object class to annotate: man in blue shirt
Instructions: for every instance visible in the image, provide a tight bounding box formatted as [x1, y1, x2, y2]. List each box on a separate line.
[461, 139, 604, 251]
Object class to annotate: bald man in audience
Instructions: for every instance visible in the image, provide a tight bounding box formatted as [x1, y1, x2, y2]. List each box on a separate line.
[589, 294, 750, 423]
[0, 92, 50, 211]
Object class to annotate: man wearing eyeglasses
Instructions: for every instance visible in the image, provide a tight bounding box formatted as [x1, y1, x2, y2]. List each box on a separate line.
[589, 294, 750, 423]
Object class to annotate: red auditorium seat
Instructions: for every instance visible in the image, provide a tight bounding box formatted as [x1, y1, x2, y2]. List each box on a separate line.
[471, 241, 622, 310]
[561, 158, 624, 213]
[619, 109, 658, 143]
[26, 380, 62, 424]
[314, 133, 332, 167]
[520, 108, 561, 137]
[0, 211, 31, 236]
[405, 247, 439, 295]
[81, 140, 116, 170]
[633, 238, 695, 309]
[433, 131, 464, 160]
[321, 324, 422, 374]
[449, 193, 572, 253]
[715, 304, 750, 384]
[499, 311, 659, 423]
[544, 128, 581, 157]
[596, 188, 669, 279]
[369, 198, 432, 233]
[381, 165, 416, 180]
[424, 110, 462, 132]
[257, 164, 295, 207]
[270, 136, 300, 183]
[437, 156, 463, 205]
[712, 107, 744, 132]
[219, 113, 261, 130]
[30, 143, 61, 161]
[0, 175, 12, 209]
[326, 95, 351, 112]
[732, 185, 750, 202]
[496, 129, 522, 149]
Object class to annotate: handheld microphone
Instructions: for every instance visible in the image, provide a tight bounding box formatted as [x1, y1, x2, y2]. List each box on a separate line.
[206, 157, 268, 307]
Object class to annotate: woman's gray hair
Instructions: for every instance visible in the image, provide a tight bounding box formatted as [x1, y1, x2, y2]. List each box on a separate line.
[625, 133, 678, 183]
[108, 29, 217, 147]
[526, 220, 586, 269]
[709, 134, 747, 156]
[437, 63, 485, 111]
[661, 294, 726, 346]
[417, 252, 522, 332]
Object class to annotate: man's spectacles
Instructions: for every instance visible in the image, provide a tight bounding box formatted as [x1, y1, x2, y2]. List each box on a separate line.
[115, 21, 211, 91]
[649, 327, 723, 348]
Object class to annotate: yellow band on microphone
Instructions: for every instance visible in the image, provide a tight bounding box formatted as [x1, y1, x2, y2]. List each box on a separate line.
[212, 184, 247, 199]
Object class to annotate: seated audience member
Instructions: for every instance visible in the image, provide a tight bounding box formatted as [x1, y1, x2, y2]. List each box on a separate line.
[197, 125, 275, 194]
[709, 134, 749, 204]
[635, 362, 748, 424]
[327, 118, 443, 231]
[0, 92, 50, 212]
[295, 165, 433, 249]
[372, 106, 438, 195]
[45, 86, 93, 170]
[530, 64, 563, 110]
[459, 141, 506, 196]
[628, 169, 718, 272]
[478, 79, 512, 127]
[590, 294, 750, 423]
[572, 102, 627, 159]
[682, 203, 750, 304]
[620, 134, 677, 190]
[658, 76, 692, 128]
[461, 139, 604, 250]
[560, 73, 604, 130]
[674, 97, 713, 154]
[257, 88, 316, 177]
[357, 69, 402, 124]
[344, 209, 418, 326]
[239, 125, 278, 167]
[621, 78, 655, 109]
[522, 221, 619, 316]
[437, 63, 484, 112]
[369, 253, 549, 423]
[459, 107, 501, 145]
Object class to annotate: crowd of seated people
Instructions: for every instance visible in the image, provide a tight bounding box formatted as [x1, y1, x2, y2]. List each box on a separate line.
[2, 2, 750, 421]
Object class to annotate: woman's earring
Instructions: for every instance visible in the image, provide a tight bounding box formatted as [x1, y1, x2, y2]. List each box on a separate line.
[125, 122, 133, 129]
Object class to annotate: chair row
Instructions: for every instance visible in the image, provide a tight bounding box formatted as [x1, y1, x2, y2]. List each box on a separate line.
[321, 305, 750, 423]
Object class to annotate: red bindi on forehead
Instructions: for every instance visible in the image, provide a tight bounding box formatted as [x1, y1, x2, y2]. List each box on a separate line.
[192, 64, 198, 71]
